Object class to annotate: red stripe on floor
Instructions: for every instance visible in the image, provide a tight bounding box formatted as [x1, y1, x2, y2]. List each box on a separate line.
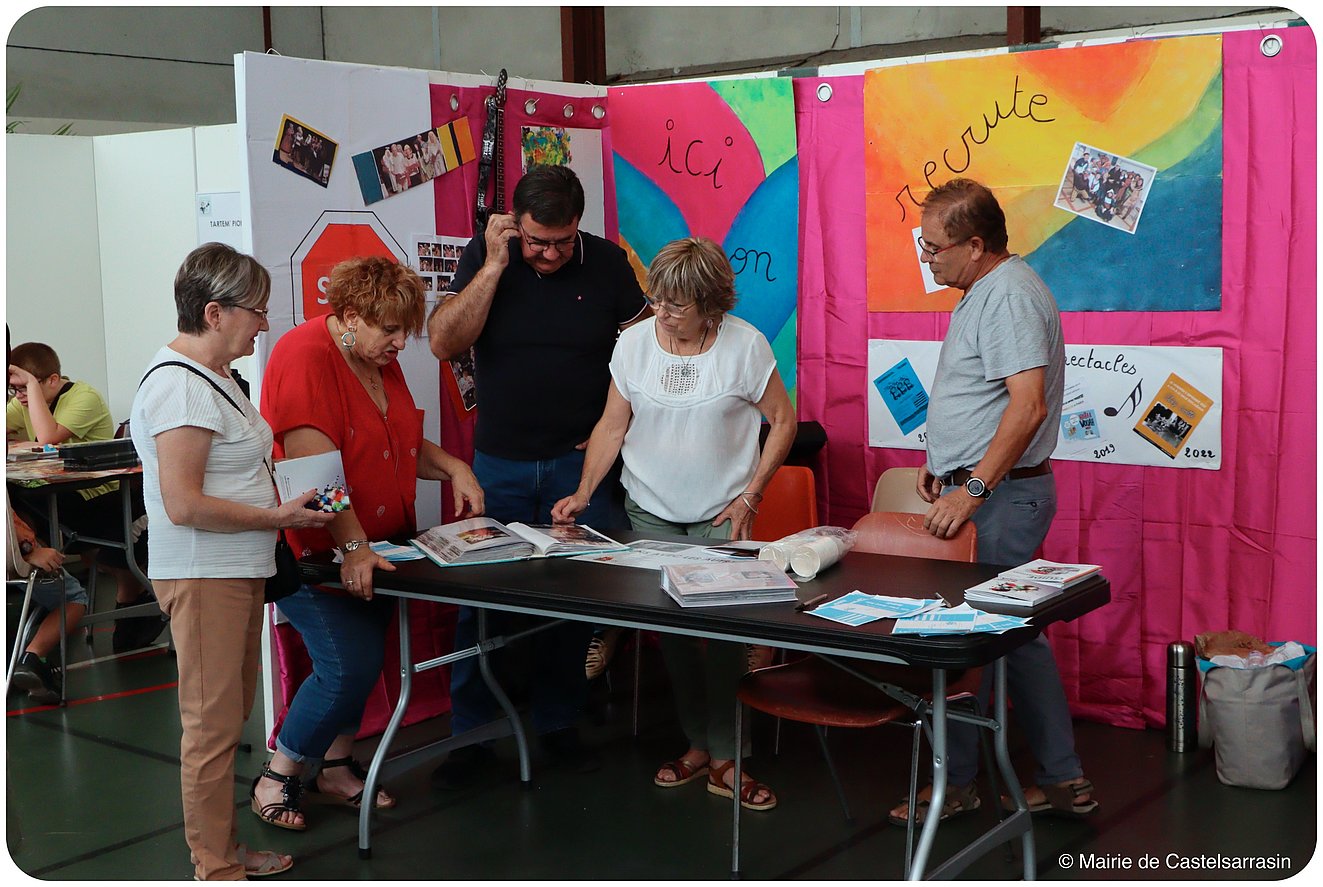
[7, 680, 178, 716]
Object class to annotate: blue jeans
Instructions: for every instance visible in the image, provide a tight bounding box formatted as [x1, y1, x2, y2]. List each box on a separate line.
[448, 449, 623, 737]
[944, 473, 1084, 787]
[274, 584, 392, 762]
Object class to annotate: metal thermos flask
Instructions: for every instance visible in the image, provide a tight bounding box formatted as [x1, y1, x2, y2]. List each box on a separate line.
[1166, 641, 1197, 752]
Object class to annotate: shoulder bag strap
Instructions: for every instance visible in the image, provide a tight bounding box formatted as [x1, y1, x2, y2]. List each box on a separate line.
[139, 360, 244, 416]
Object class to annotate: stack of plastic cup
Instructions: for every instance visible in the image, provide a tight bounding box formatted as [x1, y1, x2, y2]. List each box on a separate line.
[788, 535, 848, 580]
[758, 541, 792, 571]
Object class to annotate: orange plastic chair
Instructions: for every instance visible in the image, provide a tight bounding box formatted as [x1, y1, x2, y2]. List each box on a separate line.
[750, 465, 818, 541]
[732, 512, 985, 876]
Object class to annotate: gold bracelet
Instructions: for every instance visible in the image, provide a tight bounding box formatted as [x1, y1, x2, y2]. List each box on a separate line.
[740, 494, 760, 514]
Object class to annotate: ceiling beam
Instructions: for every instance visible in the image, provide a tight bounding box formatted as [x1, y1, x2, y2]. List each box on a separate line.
[1007, 6, 1042, 46]
[561, 7, 606, 84]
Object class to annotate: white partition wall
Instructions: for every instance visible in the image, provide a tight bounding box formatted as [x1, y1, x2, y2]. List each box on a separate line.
[6, 125, 243, 421]
[5, 134, 108, 397]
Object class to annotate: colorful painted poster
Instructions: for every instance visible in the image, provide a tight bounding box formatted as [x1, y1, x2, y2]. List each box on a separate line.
[866, 340, 1223, 470]
[609, 77, 799, 401]
[863, 36, 1222, 312]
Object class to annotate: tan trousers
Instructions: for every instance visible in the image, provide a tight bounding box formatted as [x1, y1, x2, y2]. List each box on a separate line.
[155, 577, 265, 881]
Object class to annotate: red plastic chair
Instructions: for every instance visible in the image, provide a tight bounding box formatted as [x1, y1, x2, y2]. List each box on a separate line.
[732, 512, 984, 876]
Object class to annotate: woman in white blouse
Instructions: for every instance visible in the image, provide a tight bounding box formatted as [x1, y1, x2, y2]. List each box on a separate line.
[130, 243, 334, 880]
[552, 236, 795, 812]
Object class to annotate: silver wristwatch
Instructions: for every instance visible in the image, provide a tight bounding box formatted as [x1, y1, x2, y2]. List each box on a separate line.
[341, 539, 370, 552]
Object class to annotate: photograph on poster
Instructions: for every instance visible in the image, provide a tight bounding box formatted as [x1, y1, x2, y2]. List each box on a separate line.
[412, 234, 470, 296]
[354, 119, 477, 205]
[272, 114, 337, 188]
[1053, 142, 1158, 234]
[434, 289, 477, 413]
[522, 125, 573, 171]
[1134, 373, 1213, 458]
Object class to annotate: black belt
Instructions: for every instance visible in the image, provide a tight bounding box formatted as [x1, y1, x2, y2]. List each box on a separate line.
[940, 461, 1052, 488]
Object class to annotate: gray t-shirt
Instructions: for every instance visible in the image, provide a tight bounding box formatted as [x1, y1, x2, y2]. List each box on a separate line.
[925, 255, 1064, 477]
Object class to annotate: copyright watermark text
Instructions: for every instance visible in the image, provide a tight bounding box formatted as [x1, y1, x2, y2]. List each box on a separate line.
[1057, 852, 1293, 872]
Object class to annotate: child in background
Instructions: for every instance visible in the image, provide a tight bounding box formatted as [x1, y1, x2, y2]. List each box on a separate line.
[7, 489, 89, 704]
[7, 340, 164, 652]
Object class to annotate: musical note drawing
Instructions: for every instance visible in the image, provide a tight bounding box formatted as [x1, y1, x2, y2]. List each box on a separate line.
[1103, 380, 1143, 418]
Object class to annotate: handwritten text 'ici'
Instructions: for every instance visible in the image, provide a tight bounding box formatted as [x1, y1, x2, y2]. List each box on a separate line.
[657, 119, 731, 190]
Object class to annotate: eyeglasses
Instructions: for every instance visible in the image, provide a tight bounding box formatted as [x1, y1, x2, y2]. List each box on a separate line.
[234, 305, 270, 320]
[916, 235, 970, 258]
[519, 225, 577, 254]
[644, 296, 696, 316]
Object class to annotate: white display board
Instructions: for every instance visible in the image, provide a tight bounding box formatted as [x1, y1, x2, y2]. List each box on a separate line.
[867, 340, 1224, 469]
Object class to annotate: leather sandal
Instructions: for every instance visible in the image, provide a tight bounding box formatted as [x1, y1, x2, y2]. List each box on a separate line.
[306, 756, 396, 810]
[887, 782, 981, 827]
[706, 760, 778, 811]
[250, 764, 307, 831]
[1001, 778, 1098, 817]
[653, 756, 710, 788]
[235, 843, 294, 877]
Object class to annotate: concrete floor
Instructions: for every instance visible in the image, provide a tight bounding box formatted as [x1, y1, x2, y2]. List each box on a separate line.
[5, 599, 1317, 880]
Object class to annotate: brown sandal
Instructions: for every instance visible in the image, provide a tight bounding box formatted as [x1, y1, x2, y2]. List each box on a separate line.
[1002, 778, 1098, 817]
[888, 782, 981, 827]
[654, 756, 709, 788]
[306, 757, 396, 810]
[706, 760, 778, 811]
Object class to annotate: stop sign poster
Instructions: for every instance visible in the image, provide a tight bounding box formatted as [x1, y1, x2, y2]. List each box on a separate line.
[289, 212, 408, 322]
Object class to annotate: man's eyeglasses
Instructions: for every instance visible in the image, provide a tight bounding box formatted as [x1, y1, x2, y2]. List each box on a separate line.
[916, 235, 970, 257]
[644, 296, 696, 316]
[519, 225, 577, 254]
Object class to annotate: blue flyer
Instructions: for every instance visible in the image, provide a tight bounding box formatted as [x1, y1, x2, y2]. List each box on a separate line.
[873, 358, 929, 436]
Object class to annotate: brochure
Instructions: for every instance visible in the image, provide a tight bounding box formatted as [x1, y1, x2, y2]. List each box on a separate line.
[806, 591, 947, 626]
[661, 560, 799, 608]
[572, 540, 728, 570]
[997, 559, 1101, 588]
[272, 450, 349, 511]
[411, 518, 626, 567]
[963, 578, 1064, 609]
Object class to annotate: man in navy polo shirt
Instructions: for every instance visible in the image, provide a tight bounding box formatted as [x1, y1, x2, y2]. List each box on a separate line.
[428, 165, 647, 786]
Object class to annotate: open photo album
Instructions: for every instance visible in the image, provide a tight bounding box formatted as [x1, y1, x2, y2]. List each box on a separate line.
[411, 518, 626, 567]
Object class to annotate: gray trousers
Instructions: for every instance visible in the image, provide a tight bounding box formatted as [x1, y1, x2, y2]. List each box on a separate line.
[625, 497, 745, 760]
[946, 473, 1084, 787]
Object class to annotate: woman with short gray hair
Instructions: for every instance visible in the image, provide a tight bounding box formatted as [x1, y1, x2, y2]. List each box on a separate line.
[130, 242, 334, 880]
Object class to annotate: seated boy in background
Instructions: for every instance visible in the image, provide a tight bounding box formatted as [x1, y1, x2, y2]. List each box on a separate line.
[7, 490, 89, 704]
[7, 341, 164, 653]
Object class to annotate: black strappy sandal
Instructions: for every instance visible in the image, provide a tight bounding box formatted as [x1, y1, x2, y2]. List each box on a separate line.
[306, 756, 396, 809]
[250, 763, 307, 831]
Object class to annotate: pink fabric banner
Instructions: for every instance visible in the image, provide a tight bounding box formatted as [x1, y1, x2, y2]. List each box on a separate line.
[794, 26, 1316, 730]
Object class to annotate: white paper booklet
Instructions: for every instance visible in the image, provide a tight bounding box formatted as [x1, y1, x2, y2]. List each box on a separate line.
[963, 578, 1064, 609]
[661, 560, 798, 608]
[272, 450, 347, 503]
[572, 540, 728, 570]
[412, 518, 626, 567]
[997, 559, 1101, 588]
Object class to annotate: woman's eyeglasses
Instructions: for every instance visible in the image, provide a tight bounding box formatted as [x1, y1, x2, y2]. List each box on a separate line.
[644, 296, 696, 316]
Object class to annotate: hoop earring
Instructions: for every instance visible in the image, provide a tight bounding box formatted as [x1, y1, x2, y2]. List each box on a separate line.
[340, 327, 357, 348]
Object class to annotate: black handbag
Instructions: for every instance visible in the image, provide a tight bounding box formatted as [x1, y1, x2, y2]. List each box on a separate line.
[266, 532, 302, 604]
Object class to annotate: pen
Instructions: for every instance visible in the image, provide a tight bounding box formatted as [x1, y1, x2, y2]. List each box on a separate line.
[796, 593, 830, 612]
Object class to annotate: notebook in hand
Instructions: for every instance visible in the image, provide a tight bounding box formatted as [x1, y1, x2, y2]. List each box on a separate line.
[412, 518, 626, 567]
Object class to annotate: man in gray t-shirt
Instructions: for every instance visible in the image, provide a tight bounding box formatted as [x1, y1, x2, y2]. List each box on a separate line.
[888, 179, 1098, 827]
